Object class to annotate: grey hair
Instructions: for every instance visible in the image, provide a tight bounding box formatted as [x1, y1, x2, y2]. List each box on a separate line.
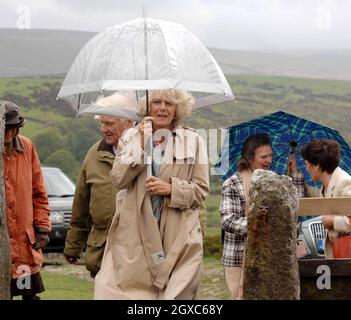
[138, 90, 195, 126]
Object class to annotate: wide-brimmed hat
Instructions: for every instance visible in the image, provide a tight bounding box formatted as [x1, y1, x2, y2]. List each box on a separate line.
[1, 101, 25, 128]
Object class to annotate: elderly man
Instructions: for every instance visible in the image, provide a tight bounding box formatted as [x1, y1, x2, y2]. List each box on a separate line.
[64, 92, 138, 277]
[1, 101, 51, 300]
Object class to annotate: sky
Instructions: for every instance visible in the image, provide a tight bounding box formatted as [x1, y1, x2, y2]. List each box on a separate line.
[1, 0, 351, 50]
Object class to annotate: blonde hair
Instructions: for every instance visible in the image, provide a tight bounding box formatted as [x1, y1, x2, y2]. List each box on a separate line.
[138, 90, 195, 126]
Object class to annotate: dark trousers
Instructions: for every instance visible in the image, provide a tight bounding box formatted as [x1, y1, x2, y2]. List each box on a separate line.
[11, 272, 45, 300]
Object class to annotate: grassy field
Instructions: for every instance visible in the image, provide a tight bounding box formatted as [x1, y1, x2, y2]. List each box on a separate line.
[198, 256, 230, 300]
[39, 272, 94, 300]
[12, 255, 229, 300]
[204, 192, 222, 248]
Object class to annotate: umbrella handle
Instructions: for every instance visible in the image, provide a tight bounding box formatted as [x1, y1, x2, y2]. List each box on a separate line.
[144, 120, 153, 177]
[287, 150, 297, 176]
[147, 161, 153, 177]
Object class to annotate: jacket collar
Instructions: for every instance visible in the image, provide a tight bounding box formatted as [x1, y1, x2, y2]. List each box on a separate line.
[4, 136, 25, 155]
[97, 138, 115, 155]
[13, 136, 25, 152]
[323, 166, 342, 197]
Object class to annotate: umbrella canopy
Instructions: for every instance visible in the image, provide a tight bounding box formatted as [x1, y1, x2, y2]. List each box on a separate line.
[78, 104, 141, 121]
[215, 111, 351, 186]
[57, 17, 234, 113]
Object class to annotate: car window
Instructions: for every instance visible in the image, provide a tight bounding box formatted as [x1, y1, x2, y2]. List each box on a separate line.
[42, 169, 75, 197]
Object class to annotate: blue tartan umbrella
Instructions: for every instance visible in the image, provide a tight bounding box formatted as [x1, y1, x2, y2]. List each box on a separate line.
[215, 111, 351, 186]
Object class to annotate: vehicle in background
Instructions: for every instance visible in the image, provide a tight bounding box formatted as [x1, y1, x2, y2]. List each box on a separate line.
[42, 166, 75, 252]
[297, 216, 326, 259]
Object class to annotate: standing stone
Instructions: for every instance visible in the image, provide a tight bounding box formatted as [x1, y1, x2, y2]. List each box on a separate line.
[0, 104, 11, 300]
[243, 169, 300, 300]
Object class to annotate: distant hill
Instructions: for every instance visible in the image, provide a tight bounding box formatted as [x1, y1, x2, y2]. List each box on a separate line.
[1, 29, 351, 80]
[0, 29, 92, 77]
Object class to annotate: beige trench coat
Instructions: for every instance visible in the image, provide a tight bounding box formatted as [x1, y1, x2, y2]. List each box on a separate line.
[94, 125, 209, 300]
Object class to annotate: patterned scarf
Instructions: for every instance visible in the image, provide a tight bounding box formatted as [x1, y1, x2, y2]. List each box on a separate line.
[150, 139, 167, 225]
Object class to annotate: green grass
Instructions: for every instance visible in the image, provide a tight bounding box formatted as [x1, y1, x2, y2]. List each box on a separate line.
[13, 271, 94, 300]
[203, 192, 222, 258]
[205, 193, 221, 228]
[40, 272, 94, 300]
[12, 257, 229, 300]
[198, 256, 230, 300]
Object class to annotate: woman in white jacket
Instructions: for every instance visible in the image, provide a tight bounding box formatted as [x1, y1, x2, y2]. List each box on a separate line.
[301, 139, 351, 258]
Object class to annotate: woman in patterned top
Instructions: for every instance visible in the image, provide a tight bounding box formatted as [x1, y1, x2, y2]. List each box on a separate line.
[220, 133, 303, 299]
[220, 133, 273, 299]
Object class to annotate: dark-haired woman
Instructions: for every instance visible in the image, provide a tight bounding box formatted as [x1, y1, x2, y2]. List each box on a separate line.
[301, 139, 351, 258]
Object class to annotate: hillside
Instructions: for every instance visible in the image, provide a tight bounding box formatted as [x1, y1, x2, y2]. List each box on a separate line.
[1, 74, 350, 142]
[1, 74, 351, 180]
[1, 29, 351, 80]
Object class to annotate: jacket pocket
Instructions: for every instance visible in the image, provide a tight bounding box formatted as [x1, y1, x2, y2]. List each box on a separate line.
[26, 227, 36, 245]
[87, 228, 108, 248]
[25, 228, 43, 265]
[86, 228, 108, 276]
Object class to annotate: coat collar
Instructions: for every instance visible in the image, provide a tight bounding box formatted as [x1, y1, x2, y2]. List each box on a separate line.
[3, 136, 25, 157]
[323, 166, 342, 197]
[97, 138, 116, 164]
[12, 136, 24, 152]
[97, 138, 115, 154]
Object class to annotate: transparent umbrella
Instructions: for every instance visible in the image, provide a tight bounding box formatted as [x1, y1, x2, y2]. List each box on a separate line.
[57, 17, 234, 113]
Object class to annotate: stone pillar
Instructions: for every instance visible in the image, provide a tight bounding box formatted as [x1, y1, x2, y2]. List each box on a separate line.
[0, 104, 11, 300]
[243, 169, 300, 300]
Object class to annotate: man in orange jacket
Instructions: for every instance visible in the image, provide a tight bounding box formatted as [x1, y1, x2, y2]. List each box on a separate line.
[2, 101, 51, 300]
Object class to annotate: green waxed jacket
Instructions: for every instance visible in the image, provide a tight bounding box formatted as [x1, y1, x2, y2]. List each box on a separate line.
[64, 138, 118, 276]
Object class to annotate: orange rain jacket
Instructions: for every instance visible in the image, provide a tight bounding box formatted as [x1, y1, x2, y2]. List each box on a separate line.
[3, 135, 51, 279]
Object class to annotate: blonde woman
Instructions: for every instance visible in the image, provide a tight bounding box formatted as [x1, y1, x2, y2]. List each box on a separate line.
[94, 90, 209, 299]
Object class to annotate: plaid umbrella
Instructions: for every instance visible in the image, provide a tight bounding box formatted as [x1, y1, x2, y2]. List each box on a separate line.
[215, 111, 351, 186]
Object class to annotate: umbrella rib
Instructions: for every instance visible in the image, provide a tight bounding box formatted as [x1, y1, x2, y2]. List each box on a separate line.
[284, 112, 295, 145]
[296, 126, 336, 146]
[104, 24, 130, 86]
[236, 122, 288, 142]
[155, 23, 173, 86]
